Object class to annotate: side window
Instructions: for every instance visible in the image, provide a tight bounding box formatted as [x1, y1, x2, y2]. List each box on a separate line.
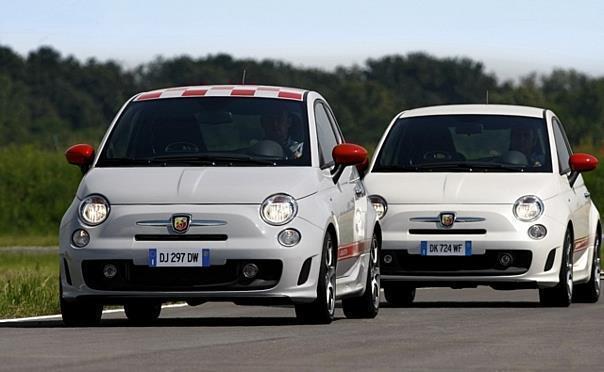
[552, 117, 572, 174]
[324, 105, 345, 143]
[314, 102, 339, 167]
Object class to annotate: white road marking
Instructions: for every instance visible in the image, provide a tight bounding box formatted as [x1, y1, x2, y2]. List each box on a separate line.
[0, 303, 188, 323]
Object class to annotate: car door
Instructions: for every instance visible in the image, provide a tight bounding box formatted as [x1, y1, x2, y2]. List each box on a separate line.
[552, 117, 590, 263]
[314, 101, 356, 277]
[324, 103, 369, 264]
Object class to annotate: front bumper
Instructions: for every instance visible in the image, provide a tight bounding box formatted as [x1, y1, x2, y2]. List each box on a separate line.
[60, 203, 326, 304]
[379, 204, 567, 289]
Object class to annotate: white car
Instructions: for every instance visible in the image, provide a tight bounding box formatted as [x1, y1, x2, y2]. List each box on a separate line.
[59, 85, 381, 325]
[364, 104, 600, 307]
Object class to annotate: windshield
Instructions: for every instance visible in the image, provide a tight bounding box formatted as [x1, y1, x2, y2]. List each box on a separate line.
[97, 97, 310, 167]
[373, 114, 552, 173]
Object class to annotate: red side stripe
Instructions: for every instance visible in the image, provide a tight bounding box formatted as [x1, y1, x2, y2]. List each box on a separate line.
[278, 91, 303, 100]
[182, 88, 208, 97]
[574, 236, 591, 252]
[231, 89, 256, 96]
[337, 240, 370, 261]
[137, 91, 162, 101]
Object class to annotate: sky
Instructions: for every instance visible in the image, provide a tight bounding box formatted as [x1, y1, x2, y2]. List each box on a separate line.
[1, 0, 604, 81]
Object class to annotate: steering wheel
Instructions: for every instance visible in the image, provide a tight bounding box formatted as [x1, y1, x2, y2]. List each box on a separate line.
[423, 151, 453, 161]
[164, 142, 200, 153]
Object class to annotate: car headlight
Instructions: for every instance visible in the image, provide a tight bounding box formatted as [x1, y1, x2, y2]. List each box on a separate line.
[260, 193, 298, 225]
[79, 194, 110, 226]
[513, 195, 543, 222]
[369, 195, 388, 220]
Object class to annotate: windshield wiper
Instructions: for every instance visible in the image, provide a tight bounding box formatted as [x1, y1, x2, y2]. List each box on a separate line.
[151, 153, 278, 166]
[414, 161, 525, 172]
[97, 158, 175, 166]
[372, 165, 420, 172]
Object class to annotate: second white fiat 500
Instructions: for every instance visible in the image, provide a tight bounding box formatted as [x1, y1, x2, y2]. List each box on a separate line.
[364, 104, 600, 307]
[59, 85, 380, 325]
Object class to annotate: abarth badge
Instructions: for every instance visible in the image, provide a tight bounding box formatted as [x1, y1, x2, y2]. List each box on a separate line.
[439, 212, 455, 228]
[172, 215, 191, 233]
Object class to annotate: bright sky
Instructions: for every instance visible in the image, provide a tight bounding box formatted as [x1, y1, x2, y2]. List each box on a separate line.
[1, 0, 603, 81]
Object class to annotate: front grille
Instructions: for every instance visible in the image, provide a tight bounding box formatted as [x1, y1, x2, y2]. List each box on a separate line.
[381, 249, 531, 276]
[82, 259, 282, 291]
[135, 234, 228, 241]
[409, 229, 487, 235]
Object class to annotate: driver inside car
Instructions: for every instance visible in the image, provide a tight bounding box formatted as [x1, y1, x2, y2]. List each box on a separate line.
[260, 110, 304, 160]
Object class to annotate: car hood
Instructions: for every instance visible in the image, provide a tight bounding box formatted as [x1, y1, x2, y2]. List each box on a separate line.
[364, 173, 560, 204]
[77, 167, 319, 204]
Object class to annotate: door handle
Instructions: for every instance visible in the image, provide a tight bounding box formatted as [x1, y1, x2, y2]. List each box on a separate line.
[584, 192, 591, 199]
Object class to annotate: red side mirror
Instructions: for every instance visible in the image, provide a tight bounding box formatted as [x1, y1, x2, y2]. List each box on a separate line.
[569, 153, 598, 173]
[333, 143, 368, 166]
[356, 157, 369, 176]
[65, 144, 95, 167]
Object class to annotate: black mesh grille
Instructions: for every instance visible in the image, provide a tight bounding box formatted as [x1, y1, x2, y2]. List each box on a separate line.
[409, 229, 486, 235]
[381, 249, 531, 276]
[82, 260, 281, 291]
[135, 234, 227, 241]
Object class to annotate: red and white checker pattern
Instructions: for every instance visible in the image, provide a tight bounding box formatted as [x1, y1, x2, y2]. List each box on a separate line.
[135, 85, 306, 102]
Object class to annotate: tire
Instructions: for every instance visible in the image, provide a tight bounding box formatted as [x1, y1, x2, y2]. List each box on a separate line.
[574, 232, 601, 303]
[295, 232, 336, 324]
[539, 229, 573, 307]
[342, 232, 380, 319]
[124, 302, 162, 324]
[384, 284, 416, 307]
[60, 282, 102, 326]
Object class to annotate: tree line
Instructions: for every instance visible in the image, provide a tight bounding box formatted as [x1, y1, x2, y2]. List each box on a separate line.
[0, 45, 603, 150]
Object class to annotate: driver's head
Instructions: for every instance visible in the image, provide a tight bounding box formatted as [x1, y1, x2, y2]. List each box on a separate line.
[261, 110, 289, 143]
[511, 126, 537, 155]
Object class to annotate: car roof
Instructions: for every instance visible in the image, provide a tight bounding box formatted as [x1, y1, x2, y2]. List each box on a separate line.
[134, 85, 309, 102]
[399, 104, 546, 119]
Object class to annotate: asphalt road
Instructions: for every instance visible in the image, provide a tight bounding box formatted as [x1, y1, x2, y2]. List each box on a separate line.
[1, 286, 603, 371]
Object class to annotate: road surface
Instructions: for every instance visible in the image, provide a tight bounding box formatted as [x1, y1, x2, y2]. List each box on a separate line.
[1, 286, 602, 371]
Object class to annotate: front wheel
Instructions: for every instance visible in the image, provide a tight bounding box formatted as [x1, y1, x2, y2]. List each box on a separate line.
[60, 282, 102, 326]
[574, 233, 601, 303]
[539, 230, 573, 307]
[124, 302, 162, 324]
[384, 285, 416, 307]
[342, 233, 380, 319]
[295, 232, 336, 324]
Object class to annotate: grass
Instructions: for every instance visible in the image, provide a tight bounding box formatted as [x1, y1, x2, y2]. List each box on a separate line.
[0, 234, 58, 247]
[0, 145, 81, 244]
[0, 251, 59, 319]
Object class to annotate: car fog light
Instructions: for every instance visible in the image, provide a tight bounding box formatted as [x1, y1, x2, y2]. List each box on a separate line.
[383, 254, 393, 264]
[278, 228, 301, 247]
[103, 264, 118, 279]
[528, 224, 547, 240]
[497, 253, 514, 267]
[242, 263, 259, 279]
[72, 229, 90, 247]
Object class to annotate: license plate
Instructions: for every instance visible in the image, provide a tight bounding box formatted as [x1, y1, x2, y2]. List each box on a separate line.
[148, 248, 210, 267]
[420, 241, 472, 256]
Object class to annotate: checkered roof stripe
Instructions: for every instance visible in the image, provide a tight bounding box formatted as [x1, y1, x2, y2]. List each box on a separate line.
[135, 85, 307, 102]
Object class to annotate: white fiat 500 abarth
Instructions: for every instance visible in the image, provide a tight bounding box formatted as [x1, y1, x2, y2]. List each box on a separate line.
[60, 85, 381, 325]
[364, 104, 600, 307]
